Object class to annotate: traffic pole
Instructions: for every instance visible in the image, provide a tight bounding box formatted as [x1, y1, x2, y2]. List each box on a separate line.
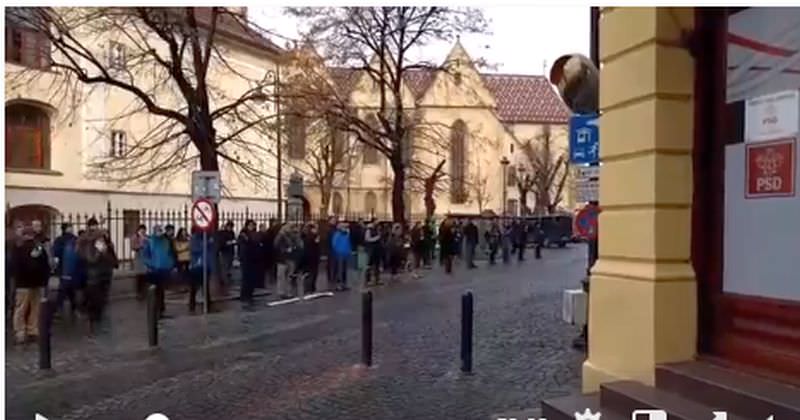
[361, 290, 373, 367]
[460, 291, 474, 374]
[147, 284, 158, 347]
[202, 230, 209, 315]
[38, 296, 52, 370]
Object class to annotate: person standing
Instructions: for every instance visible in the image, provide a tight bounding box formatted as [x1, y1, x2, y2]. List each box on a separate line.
[237, 220, 261, 308]
[6, 221, 24, 322]
[188, 226, 215, 312]
[410, 221, 424, 269]
[78, 218, 118, 333]
[502, 220, 513, 264]
[387, 223, 405, 279]
[324, 216, 338, 289]
[363, 221, 383, 286]
[349, 220, 364, 271]
[173, 228, 191, 291]
[216, 221, 236, 292]
[301, 223, 321, 294]
[464, 219, 479, 269]
[142, 225, 173, 318]
[422, 219, 435, 268]
[131, 224, 149, 301]
[263, 219, 281, 293]
[485, 220, 502, 265]
[439, 218, 456, 274]
[331, 223, 352, 291]
[11, 226, 50, 344]
[513, 218, 528, 262]
[53, 223, 81, 319]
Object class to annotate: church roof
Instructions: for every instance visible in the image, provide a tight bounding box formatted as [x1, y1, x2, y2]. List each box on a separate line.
[325, 67, 570, 124]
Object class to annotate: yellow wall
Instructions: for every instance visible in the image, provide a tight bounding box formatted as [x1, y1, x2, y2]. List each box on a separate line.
[5, 9, 281, 213]
[583, 7, 697, 392]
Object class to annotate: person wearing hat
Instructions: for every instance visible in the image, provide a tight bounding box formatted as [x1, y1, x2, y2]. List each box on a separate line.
[53, 222, 81, 319]
[77, 217, 118, 333]
[10, 225, 50, 344]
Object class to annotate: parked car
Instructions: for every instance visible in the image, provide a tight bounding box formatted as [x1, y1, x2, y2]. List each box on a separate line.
[524, 214, 574, 248]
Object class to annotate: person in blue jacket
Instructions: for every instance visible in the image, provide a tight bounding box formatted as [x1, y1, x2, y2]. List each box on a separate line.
[53, 222, 82, 318]
[331, 222, 352, 291]
[143, 225, 175, 318]
[188, 227, 215, 312]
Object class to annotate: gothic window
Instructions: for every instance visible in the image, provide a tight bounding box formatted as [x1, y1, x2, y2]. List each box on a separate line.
[364, 191, 377, 216]
[363, 113, 380, 165]
[450, 119, 468, 203]
[332, 192, 344, 216]
[6, 103, 51, 170]
[287, 113, 306, 160]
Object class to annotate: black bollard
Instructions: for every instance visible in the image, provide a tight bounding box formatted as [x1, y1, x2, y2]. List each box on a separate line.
[38, 298, 52, 370]
[147, 284, 158, 347]
[535, 244, 542, 259]
[361, 291, 373, 366]
[460, 291, 474, 374]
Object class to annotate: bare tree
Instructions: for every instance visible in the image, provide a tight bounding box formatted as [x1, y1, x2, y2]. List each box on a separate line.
[469, 170, 492, 213]
[6, 7, 281, 190]
[518, 125, 569, 214]
[283, 7, 489, 223]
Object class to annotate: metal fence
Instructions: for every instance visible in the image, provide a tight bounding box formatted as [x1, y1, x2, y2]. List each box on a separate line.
[6, 201, 433, 269]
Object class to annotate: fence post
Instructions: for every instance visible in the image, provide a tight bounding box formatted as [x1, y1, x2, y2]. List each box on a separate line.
[106, 201, 112, 233]
[38, 296, 52, 370]
[361, 290, 373, 367]
[147, 284, 158, 347]
[460, 291, 474, 374]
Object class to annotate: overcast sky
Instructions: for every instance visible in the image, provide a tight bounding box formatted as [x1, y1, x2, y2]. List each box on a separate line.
[250, 6, 591, 76]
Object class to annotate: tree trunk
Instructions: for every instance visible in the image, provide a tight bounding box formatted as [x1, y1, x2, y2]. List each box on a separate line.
[518, 188, 528, 216]
[390, 158, 406, 224]
[319, 186, 332, 220]
[424, 188, 435, 219]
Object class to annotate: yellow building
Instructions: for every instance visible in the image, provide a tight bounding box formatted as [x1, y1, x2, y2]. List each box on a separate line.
[5, 7, 282, 227]
[284, 41, 574, 219]
[542, 7, 800, 418]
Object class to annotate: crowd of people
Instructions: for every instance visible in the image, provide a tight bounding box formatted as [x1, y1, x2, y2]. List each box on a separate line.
[5, 214, 539, 343]
[6, 218, 117, 344]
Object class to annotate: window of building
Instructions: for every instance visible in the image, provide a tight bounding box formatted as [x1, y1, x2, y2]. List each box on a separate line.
[287, 113, 306, 159]
[506, 199, 519, 216]
[331, 128, 346, 165]
[510, 143, 515, 154]
[507, 166, 517, 187]
[109, 41, 127, 69]
[364, 191, 377, 216]
[110, 130, 127, 158]
[5, 9, 50, 69]
[332, 192, 344, 216]
[363, 113, 381, 165]
[122, 209, 141, 238]
[450, 119, 468, 203]
[5, 103, 51, 170]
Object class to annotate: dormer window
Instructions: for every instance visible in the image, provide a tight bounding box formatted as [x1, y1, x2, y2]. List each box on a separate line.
[453, 72, 462, 86]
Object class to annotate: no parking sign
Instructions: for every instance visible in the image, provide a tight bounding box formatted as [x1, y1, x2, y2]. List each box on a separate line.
[575, 203, 600, 241]
[191, 198, 217, 232]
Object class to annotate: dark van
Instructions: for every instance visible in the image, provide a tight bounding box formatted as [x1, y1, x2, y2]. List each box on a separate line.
[524, 214, 573, 248]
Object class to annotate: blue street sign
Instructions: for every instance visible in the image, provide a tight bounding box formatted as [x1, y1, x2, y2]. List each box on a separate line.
[569, 114, 599, 165]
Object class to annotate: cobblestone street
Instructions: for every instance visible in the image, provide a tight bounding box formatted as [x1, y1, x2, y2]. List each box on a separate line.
[7, 246, 587, 420]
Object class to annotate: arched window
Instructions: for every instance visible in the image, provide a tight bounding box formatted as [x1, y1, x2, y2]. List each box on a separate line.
[364, 191, 377, 216]
[332, 192, 344, 216]
[6, 103, 51, 170]
[450, 119, 468, 203]
[363, 113, 380, 165]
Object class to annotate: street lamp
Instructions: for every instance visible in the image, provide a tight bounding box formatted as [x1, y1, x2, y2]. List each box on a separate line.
[500, 156, 510, 215]
[265, 66, 282, 219]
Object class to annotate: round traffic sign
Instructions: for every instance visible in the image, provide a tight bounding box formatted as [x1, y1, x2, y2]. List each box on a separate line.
[192, 198, 217, 232]
[575, 203, 600, 240]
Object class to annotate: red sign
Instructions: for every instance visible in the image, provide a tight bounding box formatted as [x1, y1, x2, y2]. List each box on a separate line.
[745, 138, 796, 199]
[191, 198, 217, 232]
[575, 203, 600, 240]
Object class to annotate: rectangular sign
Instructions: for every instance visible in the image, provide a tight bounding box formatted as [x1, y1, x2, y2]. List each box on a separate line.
[745, 138, 796, 199]
[745, 89, 799, 143]
[192, 170, 221, 203]
[574, 165, 599, 181]
[569, 114, 599, 165]
[575, 179, 599, 203]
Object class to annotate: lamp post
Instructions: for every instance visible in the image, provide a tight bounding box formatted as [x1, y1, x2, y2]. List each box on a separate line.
[500, 156, 510, 215]
[265, 66, 282, 220]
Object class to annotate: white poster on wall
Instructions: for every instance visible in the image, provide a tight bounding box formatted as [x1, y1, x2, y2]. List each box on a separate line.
[745, 89, 800, 142]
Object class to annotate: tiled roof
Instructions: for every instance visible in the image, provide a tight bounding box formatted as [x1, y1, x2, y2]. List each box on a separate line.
[325, 67, 570, 124]
[190, 8, 283, 56]
[481, 74, 571, 124]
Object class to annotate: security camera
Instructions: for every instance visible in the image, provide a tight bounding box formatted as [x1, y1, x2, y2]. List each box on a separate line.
[549, 54, 598, 114]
